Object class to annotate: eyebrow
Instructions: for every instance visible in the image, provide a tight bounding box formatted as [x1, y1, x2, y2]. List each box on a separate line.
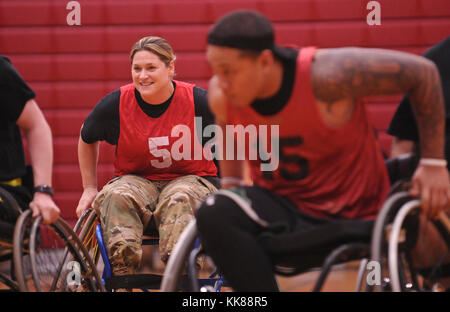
[216, 61, 232, 68]
[133, 62, 157, 67]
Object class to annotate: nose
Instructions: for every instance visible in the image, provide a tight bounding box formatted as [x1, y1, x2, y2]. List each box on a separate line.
[139, 69, 149, 80]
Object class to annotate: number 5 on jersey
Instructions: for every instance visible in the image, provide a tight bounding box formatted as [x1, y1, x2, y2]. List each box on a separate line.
[149, 136, 172, 168]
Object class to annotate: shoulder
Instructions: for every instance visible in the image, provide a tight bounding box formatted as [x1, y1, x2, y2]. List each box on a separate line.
[193, 86, 207, 107]
[81, 88, 121, 144]
[193, 85, 207, 98]
[92, 89, 121, 114]
[0, 55, 36, 121]
[0, 55, 31, 88]
[0, 55, 34, 93]
[0, 55, 14, 76]
[0, 55, 11, 70]
[84, 88, 120, 125]
[423, 37, 450, 73]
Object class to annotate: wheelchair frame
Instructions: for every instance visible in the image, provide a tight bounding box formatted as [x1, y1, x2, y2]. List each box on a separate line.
[72, 208, 227, 292]
[161, 190, 450, 292]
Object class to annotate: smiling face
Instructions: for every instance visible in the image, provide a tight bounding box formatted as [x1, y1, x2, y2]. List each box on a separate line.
[131, 50, 175, 104]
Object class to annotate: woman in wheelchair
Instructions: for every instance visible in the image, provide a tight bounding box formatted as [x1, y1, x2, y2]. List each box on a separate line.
[76, 36, 219, 288]
[192, 11, 450, 292]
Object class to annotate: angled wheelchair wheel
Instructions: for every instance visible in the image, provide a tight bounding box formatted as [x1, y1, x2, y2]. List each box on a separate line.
[13, 210, 105, 292]
[0, 186, 23, 213]
[0, 186, 23, 245]
[388, 201, 450, 292]
[161, 220, 227, 292]
[48, 208, 101, 291]
[71, 209, 101, 272]
[0, 186, 23, 291]
[370, 191, 413, 291]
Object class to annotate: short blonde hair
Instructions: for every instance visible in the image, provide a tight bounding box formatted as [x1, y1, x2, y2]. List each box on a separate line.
[130, 36, 176, 65]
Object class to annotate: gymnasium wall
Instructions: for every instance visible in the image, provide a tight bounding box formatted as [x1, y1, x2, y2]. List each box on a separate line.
[1, 0, 449, 222]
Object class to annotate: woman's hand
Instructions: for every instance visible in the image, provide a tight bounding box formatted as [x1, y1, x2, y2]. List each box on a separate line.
[76, 186, 98, 218]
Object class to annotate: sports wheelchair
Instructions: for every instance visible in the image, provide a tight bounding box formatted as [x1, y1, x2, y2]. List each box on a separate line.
[161, 155, 450, 292]
[0, 184, 104, 292]
[55, 208, 227, 292]
[0, 185, 22, 291]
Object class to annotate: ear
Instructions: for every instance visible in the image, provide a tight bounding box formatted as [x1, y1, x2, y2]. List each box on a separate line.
[258, 49, 276, 68]
[167, 60, 175, 78]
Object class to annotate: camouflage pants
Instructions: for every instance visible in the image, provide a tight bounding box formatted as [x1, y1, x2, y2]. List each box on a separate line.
[93, 174, 217, 275]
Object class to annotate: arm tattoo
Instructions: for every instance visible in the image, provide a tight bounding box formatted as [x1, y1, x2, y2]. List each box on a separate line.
[311, 47, 445, 158]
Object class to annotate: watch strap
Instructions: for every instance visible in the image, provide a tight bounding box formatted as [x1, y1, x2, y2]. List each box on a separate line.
[34, 185, 54, 197]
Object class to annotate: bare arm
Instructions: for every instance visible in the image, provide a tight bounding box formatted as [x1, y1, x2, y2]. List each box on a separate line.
[76, 127, 100, 217]
[311, 47, 449, 218]
[311, 47, 445, 159]
[16, 99, 60, 224]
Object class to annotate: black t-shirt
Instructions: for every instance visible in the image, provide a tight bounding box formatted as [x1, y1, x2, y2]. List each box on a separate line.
[387, 36, 450, 165]
[82, 81, 214, 146]
[0, 55, 36, 181]
[81, 81, 220, 181]
[250, 47, 299, 115]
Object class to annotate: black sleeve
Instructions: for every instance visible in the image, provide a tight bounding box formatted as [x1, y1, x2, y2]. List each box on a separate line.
[81, 89, 121, 145]
[0, 55, 36, 123]
[193, 86, 215, 147]
[387, 37, 450, 143]
[387, 95, 419, 142]
[193, 86, 220, 177]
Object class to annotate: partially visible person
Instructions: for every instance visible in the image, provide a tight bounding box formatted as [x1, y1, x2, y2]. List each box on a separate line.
[0, 54, 60, 239]
[388, 36, 450, 168]
[195, 10, 450, 291]
[387, 36, 450, 286]
[76, 36, 218, 283]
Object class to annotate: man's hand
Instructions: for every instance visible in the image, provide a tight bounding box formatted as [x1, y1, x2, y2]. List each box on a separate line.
[29, 192, 60, 224]
[410, 164, 450, 219]
[76, 187, 98, 218]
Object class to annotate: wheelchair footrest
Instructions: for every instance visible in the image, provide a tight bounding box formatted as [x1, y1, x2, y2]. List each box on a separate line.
[104, 273, 163, 290]
[105, 273, 190, 291]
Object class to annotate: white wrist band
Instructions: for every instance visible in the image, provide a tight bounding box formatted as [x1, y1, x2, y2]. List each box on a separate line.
[221, 177, 245, 186]
[419, 158, 448, 167]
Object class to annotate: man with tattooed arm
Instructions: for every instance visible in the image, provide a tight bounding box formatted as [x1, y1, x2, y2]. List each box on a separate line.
[190, 10, 450, 291]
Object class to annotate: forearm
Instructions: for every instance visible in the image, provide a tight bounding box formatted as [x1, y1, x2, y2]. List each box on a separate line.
[25, 119, 53, 187]
[78, 135, 99, 189]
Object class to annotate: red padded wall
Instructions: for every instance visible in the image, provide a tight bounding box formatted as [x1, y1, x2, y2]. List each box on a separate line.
[1, 0, 449, 221]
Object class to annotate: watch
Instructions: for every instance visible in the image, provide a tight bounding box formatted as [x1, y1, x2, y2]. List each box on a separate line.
[34, 185, 54, 197]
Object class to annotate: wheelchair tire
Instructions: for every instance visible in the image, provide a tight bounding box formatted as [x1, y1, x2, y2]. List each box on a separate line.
[160, 220, 198, 291]
[13, 210, 106, 292]
[388, 200, 450, 292]
[370, 191, 412, 291]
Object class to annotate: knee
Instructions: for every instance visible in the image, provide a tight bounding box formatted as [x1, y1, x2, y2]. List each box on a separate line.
[98, 189, 135, 217]
[195, 194, 235, 233]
